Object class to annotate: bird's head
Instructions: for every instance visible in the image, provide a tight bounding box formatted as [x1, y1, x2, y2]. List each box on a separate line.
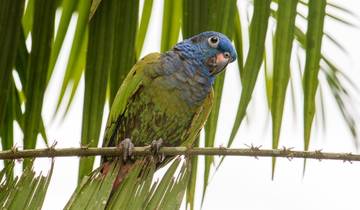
[174, 31, 237, 76]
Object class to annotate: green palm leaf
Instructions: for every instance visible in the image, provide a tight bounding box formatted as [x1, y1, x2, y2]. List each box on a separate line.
[78, 0, 116, 181]
[108, 1, 139, 105]
[0, 161, 53, 209]
[67, 158, 190, 210]
[271, 0, 298, 178]
[47, 0, 78, 82]
[227, 0, 271, 150]
[22, 0, 56, 168]
[0, 0, 25, 130]
[303, 0, 326, 152]
[0, 0, 359, 209]
[0, 0, 25, 179]
[161, 0, 182, 52]
[53, 0, 91, 119]
[135, 0, 154, 58]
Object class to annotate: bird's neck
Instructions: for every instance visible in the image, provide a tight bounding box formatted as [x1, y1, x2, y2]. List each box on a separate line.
[162, 50, 214, 107]
[173, 45, 215, 82]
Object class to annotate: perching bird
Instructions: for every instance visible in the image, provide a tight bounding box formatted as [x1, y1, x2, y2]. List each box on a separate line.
[102, 31, 237, 188]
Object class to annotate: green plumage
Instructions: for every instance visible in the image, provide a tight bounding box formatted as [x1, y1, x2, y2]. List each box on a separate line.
[98, 31, 236, 196]
[102, 31, 237, 169]
[103, 53, 213, 150]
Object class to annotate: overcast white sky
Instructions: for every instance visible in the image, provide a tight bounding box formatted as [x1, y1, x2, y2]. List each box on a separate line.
[7, 0, 360, 209]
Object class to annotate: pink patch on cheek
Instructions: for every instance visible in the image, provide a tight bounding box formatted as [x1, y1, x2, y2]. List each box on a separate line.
[216, 53, 227, 63]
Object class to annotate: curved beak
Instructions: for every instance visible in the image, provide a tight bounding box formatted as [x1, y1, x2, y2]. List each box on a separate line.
[207, 53, 231, 75]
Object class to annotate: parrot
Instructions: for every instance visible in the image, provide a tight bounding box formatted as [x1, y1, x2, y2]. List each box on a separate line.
[101, 31, 237, 189]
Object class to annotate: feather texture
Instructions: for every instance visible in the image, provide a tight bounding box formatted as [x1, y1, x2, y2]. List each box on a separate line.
[101, 32, 236, 191]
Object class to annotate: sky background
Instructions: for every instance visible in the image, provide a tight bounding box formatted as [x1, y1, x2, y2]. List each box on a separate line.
[6, 0, 360, 209]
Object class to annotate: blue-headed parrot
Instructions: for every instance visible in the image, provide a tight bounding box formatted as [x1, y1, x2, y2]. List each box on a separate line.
[102, 31, 237, 189]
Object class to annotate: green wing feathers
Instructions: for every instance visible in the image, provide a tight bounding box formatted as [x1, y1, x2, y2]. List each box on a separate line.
[103, 51, 213, 149]
[183, 90, 214, 146]
[103, 53, 161, 147]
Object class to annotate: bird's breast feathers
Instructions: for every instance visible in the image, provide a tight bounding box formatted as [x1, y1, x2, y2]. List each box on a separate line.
[104, 52, 213, 147]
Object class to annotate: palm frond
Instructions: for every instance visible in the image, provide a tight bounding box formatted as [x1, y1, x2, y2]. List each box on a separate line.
[22, 0, 56, 168]
[53, 1, 90, 118]
[78, 0, 117, 181]
[270, 0, 298, 178]
[0, 0, 25, 136]
[108, 1, 139, 105]
[303, 0, 327, 151]
[0, 0, 359, 208]
[66, 157, 190, 210]
[161, 0, 182, 52]
[0, 161, 53, 209]
[227, 0, 271, 149]
[135, 0, 154, 58]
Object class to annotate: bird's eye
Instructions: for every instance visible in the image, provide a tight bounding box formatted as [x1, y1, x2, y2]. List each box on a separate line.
[224, 52, 230, 59]
[208, 36, 219, 48]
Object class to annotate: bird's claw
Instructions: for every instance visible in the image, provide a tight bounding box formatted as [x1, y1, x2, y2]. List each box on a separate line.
[151, 138, 165, 162]
[151, 138, 163, 154]
[119, 138, 134, 162]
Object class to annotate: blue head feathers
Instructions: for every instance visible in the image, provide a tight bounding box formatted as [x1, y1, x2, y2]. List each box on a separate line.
[173, 31, 237, 76]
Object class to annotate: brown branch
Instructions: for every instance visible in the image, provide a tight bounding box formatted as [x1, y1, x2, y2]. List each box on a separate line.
[0, 146, 359, 162]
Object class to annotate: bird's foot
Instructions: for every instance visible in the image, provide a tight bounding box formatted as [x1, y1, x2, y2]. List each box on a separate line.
[151, 138, 165, 162]
[118, 138, 134, 162]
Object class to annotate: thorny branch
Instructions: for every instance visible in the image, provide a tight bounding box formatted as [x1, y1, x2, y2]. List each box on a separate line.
[0, 146, 359, 162]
